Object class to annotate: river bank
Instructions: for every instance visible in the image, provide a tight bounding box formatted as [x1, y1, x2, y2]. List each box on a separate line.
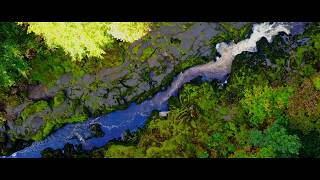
[2, 22, 309, 158]
[0, 22, 252, 155]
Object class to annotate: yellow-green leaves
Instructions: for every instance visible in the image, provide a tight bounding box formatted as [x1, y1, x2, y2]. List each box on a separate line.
[108, 22, 151, 43]
[21, 22, 151, 61]
[241, 85, 293, 128]
[23, 22, 113, 61]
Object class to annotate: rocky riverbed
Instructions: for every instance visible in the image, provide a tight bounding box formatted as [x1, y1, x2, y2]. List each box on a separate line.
[1, 22, 251, 142]
[2, 22, 309, 158]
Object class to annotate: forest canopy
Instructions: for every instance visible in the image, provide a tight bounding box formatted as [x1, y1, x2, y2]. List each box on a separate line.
[20, 22, 151, 61]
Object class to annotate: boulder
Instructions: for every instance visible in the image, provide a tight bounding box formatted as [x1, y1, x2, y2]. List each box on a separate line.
[27, 84, 52, 100]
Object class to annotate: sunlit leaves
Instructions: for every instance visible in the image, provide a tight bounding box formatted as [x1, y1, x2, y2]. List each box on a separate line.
[240, 85, 293, 128]
[108, 22, 151, 43]
[22, 22, 151, 61]
[23, 22, 114, 61]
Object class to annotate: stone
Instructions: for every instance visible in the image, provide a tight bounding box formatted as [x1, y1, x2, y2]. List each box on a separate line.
[56, 73, 72, 86]
[65, 87, 84, 99]
[124, 78, 140, 87]
[168, 45, 181, 58]
[82, 74, 95, 84]
[147, 58, 161, 68]
[137, 82, 150, 92]
[159, 111, 170, 117]
[28, 116, 44, 130]
[27, 84, 51, 100]
[95, 88, 108, 97]
[152, 74, 165, 84]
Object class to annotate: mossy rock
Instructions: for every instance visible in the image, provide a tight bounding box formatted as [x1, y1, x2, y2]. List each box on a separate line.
[52, 91, 65, 108]
[132, 44, 141, 56]
[140, 47, 155, 62]
[32, 114, 88, 141]
[20, 101, 49, 121]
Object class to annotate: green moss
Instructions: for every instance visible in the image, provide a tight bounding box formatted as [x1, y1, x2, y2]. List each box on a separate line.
[20, 101, 49, 121]
[52, 91, 65, 108]
[32, 114, 88, 141]
[140, 47, 155, 62]
[132, 44, 141, 55]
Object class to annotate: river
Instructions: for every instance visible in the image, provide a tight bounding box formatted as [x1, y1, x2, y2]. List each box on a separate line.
[3, 22, 306, 158]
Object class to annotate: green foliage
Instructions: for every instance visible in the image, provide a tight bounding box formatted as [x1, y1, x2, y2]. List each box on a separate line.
[105, 145, 144, 158]
[210, 23, 252, 55]
[140, 47, 155, 62]
[196, 151, 209, 158]
[311, 73, 320, 90]
[298, 131, 320, 158]
[52, 91, 65, 108]
[28, 47, 76, 87]
[20, 101, 49, 121]
[220, 22, 252, 43]
[40, 22, 320, 158]
[0, 22, 31, 89]
[232, 147, 276, 158]
[23, 22, 114, 61]
[29, 41, 125, 88]
[249, 119, 301, 157]
[288, 79, 320, 134]
[240, 85, 293, 128]
[107, 22, 151, 43]
[32, 114, 88, 141]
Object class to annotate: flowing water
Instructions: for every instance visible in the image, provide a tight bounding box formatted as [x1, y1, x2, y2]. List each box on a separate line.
[3, 22, 304, 158]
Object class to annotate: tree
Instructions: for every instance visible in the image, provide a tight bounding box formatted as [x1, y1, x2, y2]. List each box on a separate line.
[287, 78, 320, 134]
[249, 120, 301, 157]
[240, 85, 293, 128]
[107, 22, 151, 43]
[0, 22, 32, 89]
[22, 22, 114, 61]
[21, 22, 151, 61]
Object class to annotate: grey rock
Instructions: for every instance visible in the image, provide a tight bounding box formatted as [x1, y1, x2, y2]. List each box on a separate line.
[168, 45, 181, 58]
[5, 102, 31, 121]
[202, 25, 219, 40]
[137, 82, 150, 92]
[82, 74, 95, 84]
[57, 73, 72, 86]
[147, 58, 161, 68]
[27, 84, 51, 100]
[152, 74, 165, 84]
[124, 78, 140, 87]
[105, 96, 119, 107]
[230, 22, 249, 30]
[95, 88, 108, 96]
[65, 87, 84, 99]
[28, 116, 44, 130]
